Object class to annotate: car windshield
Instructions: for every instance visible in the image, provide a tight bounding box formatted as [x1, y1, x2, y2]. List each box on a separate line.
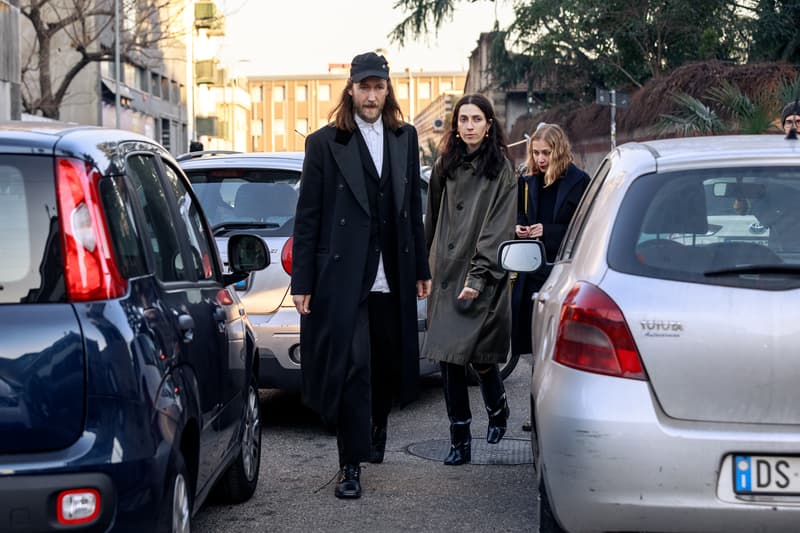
[185, 168, 299, 236]
[608, 166, 800, 290]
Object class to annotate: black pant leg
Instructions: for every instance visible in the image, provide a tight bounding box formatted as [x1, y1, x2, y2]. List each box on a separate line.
[368, 292, 400, 429]
[336, 301, 372, 466]
[440, 361, 472, 424]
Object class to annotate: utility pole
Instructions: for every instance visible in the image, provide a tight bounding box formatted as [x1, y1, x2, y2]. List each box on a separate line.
[114, 0, 121, 128]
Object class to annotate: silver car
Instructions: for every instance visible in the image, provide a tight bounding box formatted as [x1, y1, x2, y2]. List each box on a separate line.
[180, 151, 304, 391]
[500, 134, 800, 533]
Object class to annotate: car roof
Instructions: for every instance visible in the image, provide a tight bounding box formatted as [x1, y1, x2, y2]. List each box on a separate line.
[178, 151, 305, 172]
[617, 134, 800, 174]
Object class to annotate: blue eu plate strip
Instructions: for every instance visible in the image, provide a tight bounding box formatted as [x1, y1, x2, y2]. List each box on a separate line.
[734, 455, 751, 492]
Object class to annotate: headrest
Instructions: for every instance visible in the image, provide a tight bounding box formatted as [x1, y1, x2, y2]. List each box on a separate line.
[641, 180, 708, 235]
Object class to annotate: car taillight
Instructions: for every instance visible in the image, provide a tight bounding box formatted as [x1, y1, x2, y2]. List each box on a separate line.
[56, 157, 127, 301]
[56, 488, 101, 525]
[553, 282, 646, 380]
[281, 236, 293, 275]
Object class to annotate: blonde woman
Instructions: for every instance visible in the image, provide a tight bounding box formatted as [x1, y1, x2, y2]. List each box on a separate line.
[512, 124, 590, 376]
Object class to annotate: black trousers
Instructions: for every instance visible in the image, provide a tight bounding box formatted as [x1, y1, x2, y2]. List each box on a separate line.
[336, 292, 401, 465]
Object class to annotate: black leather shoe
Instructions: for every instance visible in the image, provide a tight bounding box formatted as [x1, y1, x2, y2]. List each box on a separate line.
[444, 442, 471, 465]
[487, 402, 510, 444]
[334, 464, 361, 499]
[369, 425, 387, 464]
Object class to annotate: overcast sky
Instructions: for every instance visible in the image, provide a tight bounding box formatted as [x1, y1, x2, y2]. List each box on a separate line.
[216, 0, 515, 76]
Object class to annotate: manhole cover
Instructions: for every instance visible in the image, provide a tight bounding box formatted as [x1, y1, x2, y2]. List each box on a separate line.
[406, 437, 533, 465]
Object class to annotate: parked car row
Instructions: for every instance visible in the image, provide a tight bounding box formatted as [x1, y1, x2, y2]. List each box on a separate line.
[0, 123, 268, 532]
[500, 134, 800, 532]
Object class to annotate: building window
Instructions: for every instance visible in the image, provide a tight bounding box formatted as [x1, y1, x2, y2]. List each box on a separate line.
[273, 86, 285, 102]
[397, 83, 409, 99]
[252, 120, 263, 136]
[171, 80, 180, 103]
[418, 82, 431, 99]
[274, 119, 286, 135]
[296, 85, 307, 102]
[151, 73, 160, 98]
[295, 119, 308, 135]
[441, 81, 453, 92]
[251, 86, 262, 103]
[318, 118, 329, 130]
[161, 77, 170, 102]
[318, 84, 330, 101]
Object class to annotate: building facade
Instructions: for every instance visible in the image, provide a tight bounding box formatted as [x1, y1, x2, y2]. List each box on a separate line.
[0, 0, 20, 120]
[246, 69, 466, 152]
[17, 0, 191, 155]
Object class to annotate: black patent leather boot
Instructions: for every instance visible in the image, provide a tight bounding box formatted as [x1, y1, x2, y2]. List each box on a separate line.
[486, 395, 510, 444]
[334, 464, 362, 499]
[476, 364, 510, 444]
[369, 425, 387, 464]
[444, 422, 472, 465]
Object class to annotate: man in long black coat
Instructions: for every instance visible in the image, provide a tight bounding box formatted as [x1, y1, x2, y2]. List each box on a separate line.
[291, 52, 431, 500]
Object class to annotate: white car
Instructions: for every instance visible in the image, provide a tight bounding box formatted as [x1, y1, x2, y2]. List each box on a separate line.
[500, 134, 800, 533]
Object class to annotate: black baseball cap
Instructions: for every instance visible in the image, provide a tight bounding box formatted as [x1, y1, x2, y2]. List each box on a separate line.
[782, 101, 800, 127]
[350, 52, 390, 82]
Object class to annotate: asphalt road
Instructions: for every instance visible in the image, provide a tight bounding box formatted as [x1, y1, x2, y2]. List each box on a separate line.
[194, 355, 538, 532]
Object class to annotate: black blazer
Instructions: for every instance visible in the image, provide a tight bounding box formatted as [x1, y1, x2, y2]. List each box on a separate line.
[517, 162, 590, 261]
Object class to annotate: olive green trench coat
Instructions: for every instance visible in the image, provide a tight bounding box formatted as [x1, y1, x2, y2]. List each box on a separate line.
[422, 156, 516, 365]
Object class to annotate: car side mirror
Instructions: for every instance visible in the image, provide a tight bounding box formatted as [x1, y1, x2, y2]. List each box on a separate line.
[224, 234, 270, 286]
[498, 240, 547, 272]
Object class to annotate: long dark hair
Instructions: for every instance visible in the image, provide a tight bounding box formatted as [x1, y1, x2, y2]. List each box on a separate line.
[329, 78, 404, 132]
[435, 93, 509, 180]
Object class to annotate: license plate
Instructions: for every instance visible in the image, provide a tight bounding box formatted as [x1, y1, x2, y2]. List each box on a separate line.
[733, 455, 800, 494]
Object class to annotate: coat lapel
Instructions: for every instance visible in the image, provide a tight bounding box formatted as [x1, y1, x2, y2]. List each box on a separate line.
[387, 128, 408, 214]
[553, 164, 582, 218]
[330, 133, 370, 216]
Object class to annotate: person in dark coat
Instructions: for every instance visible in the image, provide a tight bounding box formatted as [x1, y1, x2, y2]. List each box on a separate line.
[290, 51, 431, 500]
[424, 94, 517, 465]
[512, 124, 590, 405]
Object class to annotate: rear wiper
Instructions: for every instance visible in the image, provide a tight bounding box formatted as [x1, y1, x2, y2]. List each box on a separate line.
[704, 264, 800, 276]
[213, 221, 279, 235]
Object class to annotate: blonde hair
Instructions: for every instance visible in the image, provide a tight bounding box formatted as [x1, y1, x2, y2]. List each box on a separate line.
[525, 123, 573, 186]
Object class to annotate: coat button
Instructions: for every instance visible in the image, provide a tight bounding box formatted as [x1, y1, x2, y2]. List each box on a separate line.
[403, 246, 409, 253]
[337, 183, 344, 191]
[447, 243, 455, 250]
[456, 202, 464, 210]
[339, 218, 346, 226]
[333, 254, 341, 261]
[402, 210, 408, 219]
[374, 246, 380, 253]
[441, 281, 448, 289]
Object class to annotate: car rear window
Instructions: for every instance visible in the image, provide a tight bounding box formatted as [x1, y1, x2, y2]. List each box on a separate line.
[608, 166, 800, 290]
[0, 155, 66, 303]
[185, 168, 299, 237]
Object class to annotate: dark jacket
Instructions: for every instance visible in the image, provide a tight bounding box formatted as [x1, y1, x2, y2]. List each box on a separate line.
[423, 156, 517, 365]
[517, 162, 591, 262]
[291, 123, 430, 426]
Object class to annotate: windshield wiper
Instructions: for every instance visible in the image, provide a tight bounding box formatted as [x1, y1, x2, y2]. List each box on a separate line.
[213, 221, 279, 235]
[704, 264, 800, 276]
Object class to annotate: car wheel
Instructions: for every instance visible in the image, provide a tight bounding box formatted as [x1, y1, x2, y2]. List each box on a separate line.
[538, 475, 566, 533]
[159, 451, 191, 533]
[467, 349, 521, 385]
[216, 374, 261, 503]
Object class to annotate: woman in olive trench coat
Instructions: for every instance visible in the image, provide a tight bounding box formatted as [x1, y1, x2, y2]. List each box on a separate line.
[423, 94, 517, 465]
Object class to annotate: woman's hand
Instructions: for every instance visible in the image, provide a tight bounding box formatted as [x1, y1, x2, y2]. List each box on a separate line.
[528, 223, 543, 239]
[457, 287, 479, 300]
[515, 224, 530, 238]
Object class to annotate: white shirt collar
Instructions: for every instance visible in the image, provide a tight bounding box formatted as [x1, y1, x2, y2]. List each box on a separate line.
[354, 113, 383, 136]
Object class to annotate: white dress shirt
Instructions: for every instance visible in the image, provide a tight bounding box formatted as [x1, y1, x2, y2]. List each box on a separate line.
[354, 114, 390, 293]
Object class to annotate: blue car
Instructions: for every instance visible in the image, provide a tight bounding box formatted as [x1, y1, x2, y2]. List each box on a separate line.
[0, 122, 268, 532]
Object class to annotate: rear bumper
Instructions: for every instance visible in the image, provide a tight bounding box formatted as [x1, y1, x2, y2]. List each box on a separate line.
[248, 307, 301, 391]
[0, 472, 114, 532]
[535, 364, 800, 533]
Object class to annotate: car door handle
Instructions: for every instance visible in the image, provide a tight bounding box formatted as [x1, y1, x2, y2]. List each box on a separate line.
[178, 314, 195, 342]
[534, 292, 548, 306]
